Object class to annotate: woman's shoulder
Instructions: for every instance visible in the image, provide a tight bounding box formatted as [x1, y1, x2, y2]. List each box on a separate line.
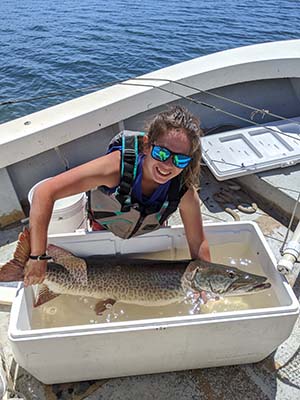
[77, 150, 121, 189]
[100, 150, 122, 176]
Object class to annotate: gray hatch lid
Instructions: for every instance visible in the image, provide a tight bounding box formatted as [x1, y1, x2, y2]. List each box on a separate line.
[201, 117, 300, 181]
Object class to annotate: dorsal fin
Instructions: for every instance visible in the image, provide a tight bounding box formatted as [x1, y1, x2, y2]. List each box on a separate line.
[47, 244, 88, 282]
[47, 244, 76, 260]
[15, 228, 31, 263]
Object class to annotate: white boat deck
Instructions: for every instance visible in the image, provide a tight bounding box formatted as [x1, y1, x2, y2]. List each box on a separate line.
[0, 169, 299, 400]
[0, 39, 299, 399]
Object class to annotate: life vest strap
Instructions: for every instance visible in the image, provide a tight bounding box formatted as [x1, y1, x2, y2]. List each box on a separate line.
[115, 134, 139, 212]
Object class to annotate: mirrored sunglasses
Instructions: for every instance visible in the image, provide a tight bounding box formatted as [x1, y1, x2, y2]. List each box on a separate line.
[151, 145, 192, 169]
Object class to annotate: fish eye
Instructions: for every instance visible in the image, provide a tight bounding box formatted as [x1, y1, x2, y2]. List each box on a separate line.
[228, 271, 236, 279]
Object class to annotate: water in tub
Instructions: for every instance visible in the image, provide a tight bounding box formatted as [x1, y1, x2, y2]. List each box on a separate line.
[31, 242, 279, 329]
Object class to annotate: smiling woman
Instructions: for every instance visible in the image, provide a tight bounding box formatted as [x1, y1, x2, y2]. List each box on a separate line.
[25, 105, 211, 286]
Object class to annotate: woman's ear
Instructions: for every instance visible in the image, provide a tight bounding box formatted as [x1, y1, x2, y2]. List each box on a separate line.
[143, 135, 151, 154]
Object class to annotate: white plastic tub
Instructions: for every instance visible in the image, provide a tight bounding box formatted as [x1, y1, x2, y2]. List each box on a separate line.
[28, 179, 88, 234]
[8, 222, 299, 384]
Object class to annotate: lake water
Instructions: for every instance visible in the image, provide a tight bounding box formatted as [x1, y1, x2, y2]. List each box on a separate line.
[1, 0, 299, 124]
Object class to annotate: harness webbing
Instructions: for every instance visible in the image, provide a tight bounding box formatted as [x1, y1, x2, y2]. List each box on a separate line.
[115, 134, 139, 212]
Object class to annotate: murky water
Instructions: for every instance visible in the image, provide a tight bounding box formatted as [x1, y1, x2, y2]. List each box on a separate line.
[31, 242, 279, 329]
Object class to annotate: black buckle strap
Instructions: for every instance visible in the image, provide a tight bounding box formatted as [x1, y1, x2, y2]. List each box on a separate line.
[116, 134, 138, 211]
[29, 253, 52, 261]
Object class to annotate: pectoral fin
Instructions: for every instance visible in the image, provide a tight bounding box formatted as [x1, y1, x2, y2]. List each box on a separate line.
[34, 284, 60, 307]
[94, 299, 116, 315]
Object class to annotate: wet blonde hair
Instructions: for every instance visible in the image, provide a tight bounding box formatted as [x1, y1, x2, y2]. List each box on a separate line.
[145, 105, 202, 189]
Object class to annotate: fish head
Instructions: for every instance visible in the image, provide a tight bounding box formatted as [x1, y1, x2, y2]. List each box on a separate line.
[185, 260, 271, 296]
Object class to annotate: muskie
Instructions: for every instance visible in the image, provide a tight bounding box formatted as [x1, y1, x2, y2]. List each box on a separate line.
[0, 229, 271, 314]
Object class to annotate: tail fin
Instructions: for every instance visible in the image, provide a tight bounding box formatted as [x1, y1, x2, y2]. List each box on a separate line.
[0, 228, 31, 282]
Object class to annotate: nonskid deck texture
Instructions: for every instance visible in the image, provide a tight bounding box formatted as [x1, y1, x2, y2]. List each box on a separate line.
[0, 172, 299, 399]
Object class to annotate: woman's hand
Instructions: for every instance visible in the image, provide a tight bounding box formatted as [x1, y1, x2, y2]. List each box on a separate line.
[24, 259, 47, 287]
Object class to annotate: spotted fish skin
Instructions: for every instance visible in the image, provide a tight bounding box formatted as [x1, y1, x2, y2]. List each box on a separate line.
[0, 228, 271, 307]
[44, 259, 188, 306]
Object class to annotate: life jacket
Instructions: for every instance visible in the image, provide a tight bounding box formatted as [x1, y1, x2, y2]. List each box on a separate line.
[89, 130, 188, 239]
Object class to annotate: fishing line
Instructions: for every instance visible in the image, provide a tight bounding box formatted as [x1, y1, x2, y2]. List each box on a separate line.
[2, 76, 300, 172]
[120, 80, 300, 144]
[0, 80, 124, 106]
[133, 77, 298, 124]
[2, 75, 300, 136]
[1, 75, 300, 145]
[279, 190, 300, 255]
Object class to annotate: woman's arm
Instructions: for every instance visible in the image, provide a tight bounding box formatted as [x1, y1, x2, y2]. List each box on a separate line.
[179, 187, 211, 262]
[24, 151, 121, 286]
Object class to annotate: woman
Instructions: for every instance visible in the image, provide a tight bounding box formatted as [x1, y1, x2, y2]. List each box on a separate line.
[24, 105, 211, 286]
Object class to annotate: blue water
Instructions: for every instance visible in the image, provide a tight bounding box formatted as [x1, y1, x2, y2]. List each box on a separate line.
[0, 0, 299, 124]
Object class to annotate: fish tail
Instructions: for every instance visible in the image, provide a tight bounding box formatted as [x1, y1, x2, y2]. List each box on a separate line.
[0, 228, 31, 282]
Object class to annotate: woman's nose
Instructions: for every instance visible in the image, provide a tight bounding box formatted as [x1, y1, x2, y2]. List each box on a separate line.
[164, 157, 174, 167]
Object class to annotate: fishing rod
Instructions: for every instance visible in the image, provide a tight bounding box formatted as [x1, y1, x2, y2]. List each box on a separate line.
[120, 78, 300, 144]
[2, 75, 300, 173]
[131, 77, 294, 123]
[1, 75, 300, 130]
[2, 74, 299, 144]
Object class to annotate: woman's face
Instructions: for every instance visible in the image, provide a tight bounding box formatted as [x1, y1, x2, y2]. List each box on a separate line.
[143, 128, 191, 185]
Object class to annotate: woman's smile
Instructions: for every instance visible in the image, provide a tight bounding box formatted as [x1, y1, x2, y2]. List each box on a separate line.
[156, 165, 172, 177]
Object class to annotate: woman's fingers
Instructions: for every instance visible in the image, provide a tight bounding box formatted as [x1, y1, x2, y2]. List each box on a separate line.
[24, 260, 47, 286]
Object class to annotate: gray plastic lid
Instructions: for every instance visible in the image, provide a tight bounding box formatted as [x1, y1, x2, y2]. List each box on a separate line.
[201, 117, 300, 181]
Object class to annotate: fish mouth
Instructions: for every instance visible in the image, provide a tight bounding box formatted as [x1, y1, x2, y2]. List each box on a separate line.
[226, 274, 271, 294]
[248, 282, 271, 292]
[230, 280, 271, 294]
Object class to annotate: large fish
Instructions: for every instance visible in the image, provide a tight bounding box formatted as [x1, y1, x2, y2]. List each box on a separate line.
[0, 229, 271, 314]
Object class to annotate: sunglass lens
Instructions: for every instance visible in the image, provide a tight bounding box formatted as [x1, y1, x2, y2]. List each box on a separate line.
[173, 154, 191, 168]
[152, 146, 170, 162]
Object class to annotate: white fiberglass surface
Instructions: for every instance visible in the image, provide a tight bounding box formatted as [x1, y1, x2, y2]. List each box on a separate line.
[201, 117, 300, 180]
[29, 241, 280, 329]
